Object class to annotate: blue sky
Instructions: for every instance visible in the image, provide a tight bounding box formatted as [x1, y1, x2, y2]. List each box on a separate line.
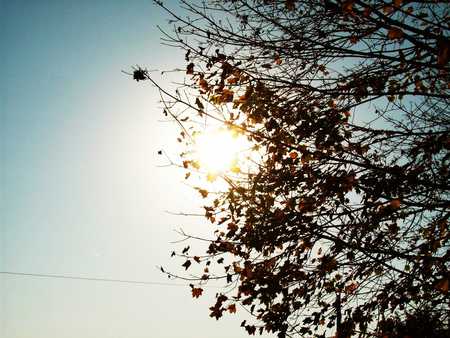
[0, 1, 271, 337]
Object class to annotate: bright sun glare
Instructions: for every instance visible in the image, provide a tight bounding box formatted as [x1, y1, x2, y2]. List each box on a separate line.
[194, 128, 249, 174]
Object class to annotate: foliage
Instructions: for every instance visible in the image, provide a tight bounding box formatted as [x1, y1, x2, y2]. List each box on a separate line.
[137, 0, 450, 337]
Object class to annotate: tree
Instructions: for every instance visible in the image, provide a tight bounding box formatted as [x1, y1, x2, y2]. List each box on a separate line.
[136, 1, 450, 337]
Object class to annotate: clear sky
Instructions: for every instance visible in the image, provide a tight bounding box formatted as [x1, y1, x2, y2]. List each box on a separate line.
[0, 1, 272, 337]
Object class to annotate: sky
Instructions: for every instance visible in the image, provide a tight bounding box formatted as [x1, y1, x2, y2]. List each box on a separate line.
[0, 1, 272, 337]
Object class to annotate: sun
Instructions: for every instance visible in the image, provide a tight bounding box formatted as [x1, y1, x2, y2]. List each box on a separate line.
[194, 128, 249, 175]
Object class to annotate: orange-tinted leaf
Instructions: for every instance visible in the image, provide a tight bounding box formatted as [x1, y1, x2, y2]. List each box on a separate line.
[388, 27, 404, 40]
[221, 89, 234, 102]
[199, 78, 208, 91]
[289, 151, 298, 160]
[227, 76, 238, 84]
[233, 262, 242, 273]
[192, 287, 203, 298]
[198, 188, 208, 198]
[236, 95, 247, 104]
[342, 1, 354, 14]
[228, 304, 237, 313]
[390, 199, 401, 209]
[349, 36, 358, 44]
[345, 282, 358, 294]
[383, 6, 394, 14]
[227, 222, 238, 232]
[285, 0, 295, 11]
[274, 55, 282, 65]
[435, 278, 449, 294]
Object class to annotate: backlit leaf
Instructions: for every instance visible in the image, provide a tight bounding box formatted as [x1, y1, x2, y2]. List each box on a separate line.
[192, 287, 203, 298]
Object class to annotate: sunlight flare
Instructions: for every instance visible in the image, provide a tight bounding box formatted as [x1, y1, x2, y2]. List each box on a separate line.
[194, 128, 249, 175]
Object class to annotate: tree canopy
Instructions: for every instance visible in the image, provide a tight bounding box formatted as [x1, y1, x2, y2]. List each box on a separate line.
[137, 1, 449, 337]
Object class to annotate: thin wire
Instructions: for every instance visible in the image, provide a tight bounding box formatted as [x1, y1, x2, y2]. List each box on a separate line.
[0, 271, 189, 287]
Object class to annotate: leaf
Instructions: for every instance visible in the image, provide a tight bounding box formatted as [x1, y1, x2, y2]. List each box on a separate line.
[209, 306, 222, 320]
[195, 97, 204, 110]
[227, 76, 238, 84]
[274, 55, 282, 65]
[198, 188, 209, 198]
[289, 151, 298, 160]
[228, 304, 237, 314]
[285, 0, 295, 11]
[221, 89, 234, 102]
[435, 278, 449, 294]
[133, 69, 146, 81]
[182, 259, 192, 270]
[383, 5, 394, 14]
[182, 246, 190, 254]
[192, 287, 203, 298]
[342, 0, 354, 14]
[198, 78, 209, 91]
[345, 282, 358, 294]
[245, 325, 256, 335]
[390, 199, 401, 209]
[227, 222, 238, 232]
[186, 63, 194, 75]
[388, 27, 404, 40]
[184, 49, 191, 61]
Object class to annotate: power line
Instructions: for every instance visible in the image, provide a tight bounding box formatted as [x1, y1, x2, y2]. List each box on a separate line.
[0, 271, 190, 287]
